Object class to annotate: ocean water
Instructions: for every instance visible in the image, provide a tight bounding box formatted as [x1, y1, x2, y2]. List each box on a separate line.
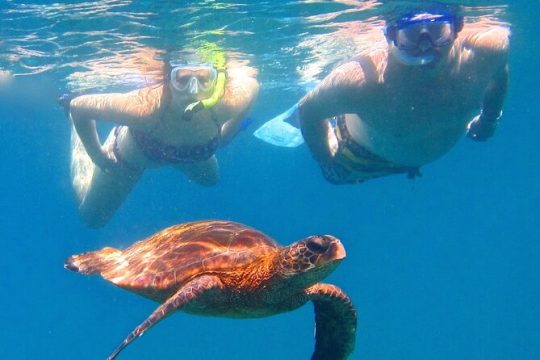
[1, 1, 539, 359]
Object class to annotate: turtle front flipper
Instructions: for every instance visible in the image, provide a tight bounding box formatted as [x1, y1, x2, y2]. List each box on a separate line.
[306, 283, 357, 360]
[107, 275, 224, 360]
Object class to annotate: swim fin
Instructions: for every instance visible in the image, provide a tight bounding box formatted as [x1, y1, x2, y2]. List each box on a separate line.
[253, 103, 304, 148]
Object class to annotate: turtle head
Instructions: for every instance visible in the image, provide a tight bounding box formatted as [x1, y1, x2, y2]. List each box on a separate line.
[277, 235, 346, 288]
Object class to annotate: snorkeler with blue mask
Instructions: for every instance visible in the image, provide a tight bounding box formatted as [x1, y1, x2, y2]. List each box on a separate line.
[385, 10, 463, 66]
[256, 5, 509, 185]
[254, 9, 465, 148]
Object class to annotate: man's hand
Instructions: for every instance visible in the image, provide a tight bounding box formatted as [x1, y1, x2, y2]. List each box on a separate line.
[467, 113, 500, 142]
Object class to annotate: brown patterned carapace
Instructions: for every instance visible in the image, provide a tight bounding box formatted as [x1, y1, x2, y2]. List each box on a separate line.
[65, 220, 356, 359]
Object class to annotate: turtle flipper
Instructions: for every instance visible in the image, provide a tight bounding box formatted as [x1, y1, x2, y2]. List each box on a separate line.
[306, 283, 357, 360]
[107, 275, 224, 360]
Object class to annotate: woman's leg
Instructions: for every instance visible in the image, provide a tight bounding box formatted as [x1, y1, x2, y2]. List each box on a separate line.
[175, 155, 219, 186]
[71, 125, 94, 204]
[71, 127, 143, 228]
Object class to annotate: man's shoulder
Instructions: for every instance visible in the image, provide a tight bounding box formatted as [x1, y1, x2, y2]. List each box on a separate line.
[460, 22, 510, 54]
[354, 45, 388, 65]
[332, 47, 388, 84]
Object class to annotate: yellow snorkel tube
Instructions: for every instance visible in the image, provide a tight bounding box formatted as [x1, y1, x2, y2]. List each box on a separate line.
[183, 42, 227, 120]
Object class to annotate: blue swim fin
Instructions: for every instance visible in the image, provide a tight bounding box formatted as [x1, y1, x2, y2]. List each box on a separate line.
[253, 103, 304, 148]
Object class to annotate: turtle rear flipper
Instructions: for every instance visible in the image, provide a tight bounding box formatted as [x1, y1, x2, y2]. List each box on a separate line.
[306, 283, 357, 360]
[64, 247, 122, 275]
[108, 275, 224, 360]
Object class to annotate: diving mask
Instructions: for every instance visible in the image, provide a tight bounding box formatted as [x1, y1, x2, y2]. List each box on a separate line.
[170, 65, 218, 95]
[386, 12, 461, 52]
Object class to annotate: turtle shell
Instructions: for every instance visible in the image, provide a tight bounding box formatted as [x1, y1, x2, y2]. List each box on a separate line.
[99, 220, 280, 301]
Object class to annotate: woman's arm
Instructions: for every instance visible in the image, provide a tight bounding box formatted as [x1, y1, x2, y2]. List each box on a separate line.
[69, 87, 162, 166]
[216, 66, 260, 146]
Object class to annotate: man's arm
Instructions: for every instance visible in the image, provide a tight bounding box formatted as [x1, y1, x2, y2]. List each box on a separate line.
[482, 63, 508, 120]
[299, 60, 367, 164]
[464, 23, 510, 141]
[467, 64, 509, 141]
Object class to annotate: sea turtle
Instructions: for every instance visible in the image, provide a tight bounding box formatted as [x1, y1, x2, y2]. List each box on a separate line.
[65, 220, 357, 359]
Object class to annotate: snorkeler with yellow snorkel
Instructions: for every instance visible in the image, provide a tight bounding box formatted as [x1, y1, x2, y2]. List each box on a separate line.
[63, 42, 259, 228]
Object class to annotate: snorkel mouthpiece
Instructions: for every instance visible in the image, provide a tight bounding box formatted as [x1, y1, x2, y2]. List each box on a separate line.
[183, 70, 226, 121]
[390, 43, 437, 66]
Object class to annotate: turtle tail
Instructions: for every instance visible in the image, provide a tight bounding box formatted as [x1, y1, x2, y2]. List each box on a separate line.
[65, 247, 122, 275]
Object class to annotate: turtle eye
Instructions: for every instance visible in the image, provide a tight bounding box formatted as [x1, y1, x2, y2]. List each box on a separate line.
[306, 236, 330, 254]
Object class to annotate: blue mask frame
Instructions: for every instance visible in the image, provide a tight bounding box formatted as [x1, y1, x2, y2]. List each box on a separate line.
[385, 11, 464, 51]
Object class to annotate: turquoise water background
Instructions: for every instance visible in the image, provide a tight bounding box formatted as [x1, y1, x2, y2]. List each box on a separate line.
[1, 1, 539, 359]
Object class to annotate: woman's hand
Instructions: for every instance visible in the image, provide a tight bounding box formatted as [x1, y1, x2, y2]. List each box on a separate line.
[58, 93, 74, 115]
[93, 148, 122, 175]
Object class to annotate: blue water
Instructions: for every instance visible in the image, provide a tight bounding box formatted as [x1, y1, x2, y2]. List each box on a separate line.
[1, 1, 539, 359]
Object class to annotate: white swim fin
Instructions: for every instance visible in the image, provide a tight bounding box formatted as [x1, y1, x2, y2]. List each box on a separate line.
[253, 103, 304, 148]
